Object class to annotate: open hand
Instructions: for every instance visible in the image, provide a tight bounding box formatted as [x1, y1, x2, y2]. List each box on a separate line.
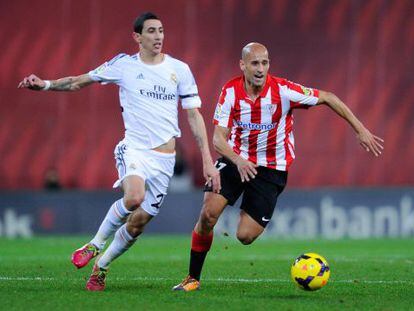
[357, 128, 384, 157]
[204, 163, 221, 193]
[235, 157, 258, 182]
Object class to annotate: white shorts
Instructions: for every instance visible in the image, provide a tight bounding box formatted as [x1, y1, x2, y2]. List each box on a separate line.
[113, 141, 175, 216]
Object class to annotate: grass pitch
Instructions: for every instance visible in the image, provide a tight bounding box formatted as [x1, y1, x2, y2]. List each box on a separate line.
[0, 236, 413, 310]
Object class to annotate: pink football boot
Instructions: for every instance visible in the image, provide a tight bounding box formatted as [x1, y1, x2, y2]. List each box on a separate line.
[86, 264, 108, 291]
[71, 243, 99, 269]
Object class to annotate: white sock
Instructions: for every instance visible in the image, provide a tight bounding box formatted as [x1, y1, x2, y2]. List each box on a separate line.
[97, 224, 136, 269]
[90, 199, 131, 250]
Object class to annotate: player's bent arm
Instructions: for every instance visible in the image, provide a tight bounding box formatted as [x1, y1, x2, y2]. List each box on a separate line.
[212, 126, 238, 162]
[213, 126, 258, 182]
[18, 73, 95, 91]
[186, 108, 221, 191]
[317, 90, 384, 156]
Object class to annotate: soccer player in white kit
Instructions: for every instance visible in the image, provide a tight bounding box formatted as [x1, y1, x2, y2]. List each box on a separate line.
[18, 12, 220, 291]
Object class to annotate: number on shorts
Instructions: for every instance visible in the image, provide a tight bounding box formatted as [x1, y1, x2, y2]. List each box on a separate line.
[151, 194, 165, 209]
[214, 160, 227, 171]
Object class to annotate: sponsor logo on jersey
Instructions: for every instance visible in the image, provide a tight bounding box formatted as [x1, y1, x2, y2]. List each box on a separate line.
[236, 121, 277, 130]
[136, 73, 145, 80]
[139, 85, 176, 101]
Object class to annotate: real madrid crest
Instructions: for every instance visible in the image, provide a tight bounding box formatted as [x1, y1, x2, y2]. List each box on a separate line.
[170, 73, 178, 84]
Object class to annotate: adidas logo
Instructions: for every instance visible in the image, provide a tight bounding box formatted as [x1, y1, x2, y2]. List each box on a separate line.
[136, 73, 145, 79]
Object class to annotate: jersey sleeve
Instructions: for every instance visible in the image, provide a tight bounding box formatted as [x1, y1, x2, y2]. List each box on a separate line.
[279, 79, 319, 109]
[213, 87, 234, 128]
[178, 64, 201, 109]
[88, 53, 126, 85]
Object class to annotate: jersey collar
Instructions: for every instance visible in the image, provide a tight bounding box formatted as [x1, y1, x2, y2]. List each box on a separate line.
[239, 75, 271, 101]
[136, 52, 167, 66]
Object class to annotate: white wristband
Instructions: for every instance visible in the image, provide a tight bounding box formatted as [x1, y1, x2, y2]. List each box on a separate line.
[42, 80, 51, 91]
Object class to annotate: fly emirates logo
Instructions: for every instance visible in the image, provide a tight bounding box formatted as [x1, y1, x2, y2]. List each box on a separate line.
[236, 121, 277, 130]
[139, 85, 176, 100]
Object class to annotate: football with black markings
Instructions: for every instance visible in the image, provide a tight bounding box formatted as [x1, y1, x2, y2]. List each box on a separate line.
[291, 253, 330, 291]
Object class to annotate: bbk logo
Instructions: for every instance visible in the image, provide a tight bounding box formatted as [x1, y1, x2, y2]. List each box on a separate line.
[0, 209, 33, 237]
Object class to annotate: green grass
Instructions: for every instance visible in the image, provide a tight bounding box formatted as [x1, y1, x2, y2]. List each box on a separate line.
[0, 236, 413, 310]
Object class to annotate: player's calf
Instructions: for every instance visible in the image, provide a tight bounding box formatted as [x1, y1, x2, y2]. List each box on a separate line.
[197, 209, 219, 233]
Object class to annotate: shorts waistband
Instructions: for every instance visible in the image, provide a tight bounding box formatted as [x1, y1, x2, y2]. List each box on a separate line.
[147, 149, 176, 159]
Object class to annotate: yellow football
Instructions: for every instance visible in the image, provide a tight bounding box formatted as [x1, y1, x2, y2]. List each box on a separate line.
[291, 252, 330, 291]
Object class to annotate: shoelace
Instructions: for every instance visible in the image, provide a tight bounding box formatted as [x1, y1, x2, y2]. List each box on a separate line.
[81, 246, 95, 258]
[96, 272, 106, 286]
[182, 275, 193, 286]
[92, 270, 106, 286]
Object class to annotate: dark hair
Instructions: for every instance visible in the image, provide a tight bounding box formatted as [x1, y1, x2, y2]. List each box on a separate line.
[133, 12, 159, 34]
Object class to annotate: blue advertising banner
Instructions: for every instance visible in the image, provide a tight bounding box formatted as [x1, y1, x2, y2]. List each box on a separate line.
[0, 188, 413, 239]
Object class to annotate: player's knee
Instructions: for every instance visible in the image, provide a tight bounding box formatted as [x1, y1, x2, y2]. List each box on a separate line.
[236, 233, 256, 245]
[123, 193, 144, 210]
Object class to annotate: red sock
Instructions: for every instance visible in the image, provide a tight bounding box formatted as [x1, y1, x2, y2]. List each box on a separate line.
[191, 230, 213, 252]
[189, 230, 213, 280]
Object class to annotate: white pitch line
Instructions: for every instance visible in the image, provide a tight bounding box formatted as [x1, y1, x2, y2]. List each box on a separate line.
[0, 255, 411, 264]
[0, 276, 413, 285]
[0, 276, 55, 281]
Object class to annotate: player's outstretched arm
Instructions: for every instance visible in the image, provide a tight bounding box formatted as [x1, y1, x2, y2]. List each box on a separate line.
[317, 90, 384, 156]
[186, 108, 221, 192]
[18, 73, 95, 91]
[213, 126, 258, 182]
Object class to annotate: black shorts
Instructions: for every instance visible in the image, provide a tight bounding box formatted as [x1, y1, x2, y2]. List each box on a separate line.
[204, 157, 288, 228]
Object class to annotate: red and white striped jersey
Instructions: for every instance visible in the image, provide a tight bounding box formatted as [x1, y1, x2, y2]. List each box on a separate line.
[213, 75, 319, 171]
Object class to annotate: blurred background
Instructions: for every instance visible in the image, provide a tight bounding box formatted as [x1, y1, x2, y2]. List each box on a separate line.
[0, 0, 413, 238]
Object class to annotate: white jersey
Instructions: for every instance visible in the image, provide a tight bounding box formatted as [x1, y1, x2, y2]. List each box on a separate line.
[88, 53, 201, 149]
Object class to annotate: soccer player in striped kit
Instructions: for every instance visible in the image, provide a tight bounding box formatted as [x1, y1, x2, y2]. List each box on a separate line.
[173, 42, 384, 291]
[18, 12, 220, 291]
